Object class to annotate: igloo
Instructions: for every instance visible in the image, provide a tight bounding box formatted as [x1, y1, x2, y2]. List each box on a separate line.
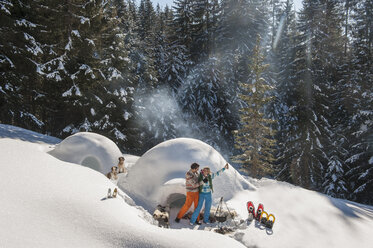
[118, 138, 255, 211]
[48, 132, 123, 174]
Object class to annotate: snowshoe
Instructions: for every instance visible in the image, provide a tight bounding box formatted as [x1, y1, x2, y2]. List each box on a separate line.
[265, 214, 275, 229]
[256, 203, 264, 221]
[247, 201, 255, 221]
[112, 188, 118, 198]
[107, 188, 112, 198]
[260, 211, 269, 226]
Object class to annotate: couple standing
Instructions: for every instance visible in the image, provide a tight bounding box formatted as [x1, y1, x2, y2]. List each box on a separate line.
[175, 162, 229, 225]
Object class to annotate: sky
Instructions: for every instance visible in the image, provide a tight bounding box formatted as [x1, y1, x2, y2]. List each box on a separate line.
[152, 0, 304, 11]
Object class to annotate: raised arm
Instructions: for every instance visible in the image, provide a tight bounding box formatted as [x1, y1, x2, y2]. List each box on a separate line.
[211, 163, 229, 179]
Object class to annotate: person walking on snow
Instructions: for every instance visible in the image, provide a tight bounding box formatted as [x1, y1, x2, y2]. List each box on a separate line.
[190, 163, 229, 225]
[175, 163, 203, 223]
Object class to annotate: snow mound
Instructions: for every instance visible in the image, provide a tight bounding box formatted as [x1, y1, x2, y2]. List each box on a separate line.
[48, 132, 122, 174]
[0, 124, 61, 144]
[118, 138, 255, 210]
[0, 132, 245, 248]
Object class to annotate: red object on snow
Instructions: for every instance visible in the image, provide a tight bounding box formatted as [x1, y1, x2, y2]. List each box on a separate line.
[256, 203, 264, 220]
[247, 201, 255, 214]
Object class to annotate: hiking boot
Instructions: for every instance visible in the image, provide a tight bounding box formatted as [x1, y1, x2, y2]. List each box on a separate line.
[203, 221, 210, 225]
[195, 220, 202, 225]
[174, 218, 180, 223]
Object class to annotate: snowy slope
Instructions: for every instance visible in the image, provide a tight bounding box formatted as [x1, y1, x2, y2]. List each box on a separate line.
[0, 125, 245, 248]
[1, 124, 373, 248]
[227, 179, 373, 248]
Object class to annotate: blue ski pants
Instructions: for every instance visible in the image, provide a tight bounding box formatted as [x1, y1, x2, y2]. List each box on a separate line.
[190, 192, 212, 223]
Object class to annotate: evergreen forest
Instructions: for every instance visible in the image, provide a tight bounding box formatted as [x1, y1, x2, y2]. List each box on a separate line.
[0, 0, 372, 204]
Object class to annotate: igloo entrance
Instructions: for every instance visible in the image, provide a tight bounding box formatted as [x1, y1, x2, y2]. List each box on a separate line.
[166, 193, 186, 208]
[81, 156, 101, 172]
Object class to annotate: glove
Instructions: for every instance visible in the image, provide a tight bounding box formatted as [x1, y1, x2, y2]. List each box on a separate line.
[203, 178, 208, 183]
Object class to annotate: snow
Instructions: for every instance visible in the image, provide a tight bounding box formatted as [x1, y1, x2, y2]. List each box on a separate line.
[20, 112, 44, 127]
[86, 38, 95, 46]
[123, 111, 130, 120]
[0, 1, 12, 15]
[1, 124, 373, 248]
[65, 36, 72, 51]
[24, 33, 43, 55]
[71, 30, 81, 37]
[16, 19, 37, 28]
[0, 55, 15, 68]
[118, 138, 255, 210]
[0, 125, 244, 248]
[48, 132, 123, 174]
[62, 84, 81, 97]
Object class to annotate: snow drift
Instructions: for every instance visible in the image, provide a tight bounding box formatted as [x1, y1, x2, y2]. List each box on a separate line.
[0, 126, 245, 248]
[48, 132, 122, 174]
[1, 125, 373, 248]
[118, 138, 255, 210]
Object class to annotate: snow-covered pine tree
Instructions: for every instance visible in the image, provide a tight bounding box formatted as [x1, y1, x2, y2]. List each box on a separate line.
[205, 0, 272, 158]
[90, 0, 138, 150]
[232, 36, 277, 177]
[178, 56, 236, 154]
[287, 0, 347, 191]
[189, 0, 210, 62]
[287, 1, 326, 190]
[268, 0, 298, 183]
[208, 0, 221, 55]
[345, 0, 373, 204]
[56, 0, 108, 136]
[217, 0, 269, 54]
[0, 0, 48, 132]
[323, 134, 349, 198]
[320, 1, 350, 199]
[172, 0, 194, 56]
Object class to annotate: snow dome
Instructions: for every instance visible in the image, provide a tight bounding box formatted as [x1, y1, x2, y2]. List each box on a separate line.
[48, 132, 122, 174]
[118, 138, 255, 210]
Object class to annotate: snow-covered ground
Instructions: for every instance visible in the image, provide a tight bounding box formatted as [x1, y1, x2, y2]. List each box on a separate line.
[0, 124, 372, 248]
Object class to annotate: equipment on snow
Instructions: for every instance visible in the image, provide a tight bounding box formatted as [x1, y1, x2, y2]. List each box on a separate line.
[260, 211, 275, 229]
[215, 197, 237, 229]
[107, 188, 112, 198]
[266, 213, 275, 229]
[214, 226, 235, 234]
[256, 203, 264, 221]
[247, 201, 255, 221]
[113, 188, 118, 198]
[260, 211, 269, 225]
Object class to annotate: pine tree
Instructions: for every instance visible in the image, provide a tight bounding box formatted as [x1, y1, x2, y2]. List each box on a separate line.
[286, 0, 347, 190]
[92, 0, 137, 149]
[172, 0, 194, 54]
[190, 0, 210, 62]
[345, 0, 373, 204]
[0, 0, 66, 133]
[232, 36, 277, 178]
[269, 0, 298, 183]
[178, 56, 236, 154]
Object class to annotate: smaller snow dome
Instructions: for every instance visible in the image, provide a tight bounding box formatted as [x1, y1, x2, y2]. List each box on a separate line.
[48, 132, 122, 174]
[118, 138, 255, 210]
